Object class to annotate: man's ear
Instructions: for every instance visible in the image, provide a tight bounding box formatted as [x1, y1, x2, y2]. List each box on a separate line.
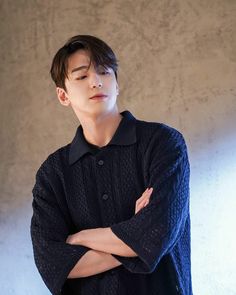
[56, 87, 71, 106]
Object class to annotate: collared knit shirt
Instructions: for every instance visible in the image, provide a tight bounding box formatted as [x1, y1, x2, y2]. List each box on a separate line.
[30, 110, 192, 295]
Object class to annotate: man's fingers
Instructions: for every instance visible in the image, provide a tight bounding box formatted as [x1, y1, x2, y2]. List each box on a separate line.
[136, 195, 150, 206]
[135, 188, 153, 213]
[139, 199, 150, 208]
[66, 235, 72, 244]
[140, 187, 153, 199]
[135, 198, 150, 214]
[137, 188, 153, 203]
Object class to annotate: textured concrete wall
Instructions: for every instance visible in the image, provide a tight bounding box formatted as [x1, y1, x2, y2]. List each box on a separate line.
[0, 1, 236, 294]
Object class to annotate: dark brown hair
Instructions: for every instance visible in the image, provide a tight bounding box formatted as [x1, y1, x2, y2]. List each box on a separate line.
[50, 35, 118, 91]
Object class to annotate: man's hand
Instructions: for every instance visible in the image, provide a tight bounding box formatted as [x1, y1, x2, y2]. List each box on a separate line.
[66, 187, 154, 256]
[67, 187, 153, 244]
[66, 233, 79, 245]
[135, 187, 153, 214]
[65, 187, 154, 278]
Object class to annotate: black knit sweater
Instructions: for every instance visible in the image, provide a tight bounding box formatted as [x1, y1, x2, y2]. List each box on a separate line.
[30, 110, 192, 295]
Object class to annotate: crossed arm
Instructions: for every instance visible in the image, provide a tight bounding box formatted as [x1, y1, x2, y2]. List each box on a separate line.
[66, 187, 153, 279]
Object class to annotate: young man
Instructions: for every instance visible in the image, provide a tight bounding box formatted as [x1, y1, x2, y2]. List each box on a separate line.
[30, 35, 192, 295]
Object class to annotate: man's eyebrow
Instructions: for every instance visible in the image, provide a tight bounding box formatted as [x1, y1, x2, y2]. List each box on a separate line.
[71, 65, 89, 74]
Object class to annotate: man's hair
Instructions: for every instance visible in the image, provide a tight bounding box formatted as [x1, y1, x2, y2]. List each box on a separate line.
[50, 35, 118, 91]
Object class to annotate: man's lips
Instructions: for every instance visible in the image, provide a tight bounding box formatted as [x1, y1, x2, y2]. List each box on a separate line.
[90, 94, 108, 99]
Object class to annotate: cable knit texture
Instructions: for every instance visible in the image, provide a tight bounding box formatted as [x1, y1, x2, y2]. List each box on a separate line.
[30, 110, 192, 295]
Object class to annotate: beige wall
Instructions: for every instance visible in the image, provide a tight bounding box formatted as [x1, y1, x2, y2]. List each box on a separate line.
[0, 1, 236, 294]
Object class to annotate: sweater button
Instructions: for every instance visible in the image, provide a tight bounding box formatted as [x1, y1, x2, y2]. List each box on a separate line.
[102, 194, 109, 200]
[98, 159, 104, 166]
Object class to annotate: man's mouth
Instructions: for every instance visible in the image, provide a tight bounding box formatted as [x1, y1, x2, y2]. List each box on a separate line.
[90, 94, 108, 100]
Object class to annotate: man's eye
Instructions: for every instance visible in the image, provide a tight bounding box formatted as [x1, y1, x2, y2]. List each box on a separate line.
[96, 66, 111, 75]
[77, 75, 87, 80]
[100, 70, 110, 75]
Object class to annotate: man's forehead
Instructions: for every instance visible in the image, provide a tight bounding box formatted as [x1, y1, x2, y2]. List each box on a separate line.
[67, 50, 91, 70]
[67, 51, 108, 75]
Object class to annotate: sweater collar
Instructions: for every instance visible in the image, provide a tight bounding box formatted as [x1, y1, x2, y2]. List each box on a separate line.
[69, 110, 137, 165]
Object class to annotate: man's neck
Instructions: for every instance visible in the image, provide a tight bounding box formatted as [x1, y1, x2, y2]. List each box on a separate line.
[79, 109, 123, 148]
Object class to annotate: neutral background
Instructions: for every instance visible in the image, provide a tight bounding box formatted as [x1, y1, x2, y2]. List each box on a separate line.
[0, 1, 236, 294]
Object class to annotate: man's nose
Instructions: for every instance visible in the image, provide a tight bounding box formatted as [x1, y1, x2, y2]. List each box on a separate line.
[90, 73, 102, 89]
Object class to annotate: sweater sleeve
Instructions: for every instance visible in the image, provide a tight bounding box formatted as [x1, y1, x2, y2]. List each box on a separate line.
[30, 158, 90, 295]
[110, 128, 190, 273]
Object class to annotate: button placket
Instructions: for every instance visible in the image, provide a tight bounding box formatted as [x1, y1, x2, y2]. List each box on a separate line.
[95, 152, 117, 226]
[98, 160, 109, 202]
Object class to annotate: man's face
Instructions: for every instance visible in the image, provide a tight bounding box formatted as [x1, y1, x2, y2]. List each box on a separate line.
[57, 49, 119, 119]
